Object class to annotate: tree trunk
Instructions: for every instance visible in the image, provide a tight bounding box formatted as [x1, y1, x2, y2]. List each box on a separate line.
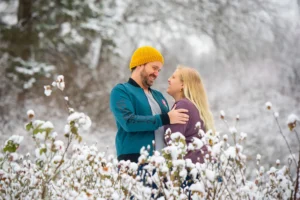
[15, 0, 33, 103]
[17, 0, 33, 60]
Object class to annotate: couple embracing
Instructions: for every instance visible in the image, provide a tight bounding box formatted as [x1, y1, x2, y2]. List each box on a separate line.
[110, 46, 215, 164]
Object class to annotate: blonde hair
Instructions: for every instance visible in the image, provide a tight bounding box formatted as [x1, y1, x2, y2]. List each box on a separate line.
[177, 65, 215, 133]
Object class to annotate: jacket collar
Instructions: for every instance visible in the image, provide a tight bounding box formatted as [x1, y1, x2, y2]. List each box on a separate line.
[128, 78, 152, 91]
[128, 78, 140, 88]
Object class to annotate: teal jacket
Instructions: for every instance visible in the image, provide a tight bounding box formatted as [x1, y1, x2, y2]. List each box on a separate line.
[110, 78, 170, 159]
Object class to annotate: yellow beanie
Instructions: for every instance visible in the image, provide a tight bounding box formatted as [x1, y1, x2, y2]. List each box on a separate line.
[129, 46, 164, 70]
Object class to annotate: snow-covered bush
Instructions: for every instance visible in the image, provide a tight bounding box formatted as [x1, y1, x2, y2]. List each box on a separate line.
[0, 76, 299, 199]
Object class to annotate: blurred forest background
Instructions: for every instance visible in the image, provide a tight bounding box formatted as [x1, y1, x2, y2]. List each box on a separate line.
[0, 0, 299, 177]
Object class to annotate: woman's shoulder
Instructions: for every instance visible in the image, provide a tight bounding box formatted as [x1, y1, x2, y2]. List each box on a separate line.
[175, 98, 195, 109]
[176, 98, 193, 104]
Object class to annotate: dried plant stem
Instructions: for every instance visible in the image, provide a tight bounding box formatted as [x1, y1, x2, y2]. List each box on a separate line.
[294, 147, 300, 200]
[295, 130, 300, 146]
[274, 115, 297, 167]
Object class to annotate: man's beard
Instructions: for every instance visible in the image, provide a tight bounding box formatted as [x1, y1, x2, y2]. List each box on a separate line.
[141, 68, 156, 88]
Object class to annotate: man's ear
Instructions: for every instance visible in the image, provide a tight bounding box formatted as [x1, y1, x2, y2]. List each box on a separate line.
[131, 67, 137, 73]
[136, 64, 143, 69]
[132, 65, 141, 73]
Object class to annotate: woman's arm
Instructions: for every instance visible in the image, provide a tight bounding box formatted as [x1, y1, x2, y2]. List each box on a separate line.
[164, 100, 190, 145]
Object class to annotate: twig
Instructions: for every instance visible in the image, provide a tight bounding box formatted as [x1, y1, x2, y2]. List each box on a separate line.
[156, 169, 168, 200]
[295, 129, 300, 147]
[46, 133, 73, 185]
[274, 115, 297, 167]
[222, 119, 230, 130]
[293, 149, 300, 200]
[0, 154, 9, 169]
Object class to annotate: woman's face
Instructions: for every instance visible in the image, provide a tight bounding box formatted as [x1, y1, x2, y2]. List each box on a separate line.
[167, 69, 183, 97]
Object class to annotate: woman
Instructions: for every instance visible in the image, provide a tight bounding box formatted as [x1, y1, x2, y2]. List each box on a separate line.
[164, 66, 215, 163]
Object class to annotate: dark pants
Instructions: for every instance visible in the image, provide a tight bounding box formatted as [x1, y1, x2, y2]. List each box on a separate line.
[129, 164, 195, 199]
[136, 164, 165, 198]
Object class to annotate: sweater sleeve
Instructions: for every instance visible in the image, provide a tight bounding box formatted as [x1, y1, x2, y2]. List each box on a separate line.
[110, 85, 168, 132]
[164, 100, 190, 144]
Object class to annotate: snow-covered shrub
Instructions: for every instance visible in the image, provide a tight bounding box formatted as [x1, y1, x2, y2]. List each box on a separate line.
[0, 76, 299, 199]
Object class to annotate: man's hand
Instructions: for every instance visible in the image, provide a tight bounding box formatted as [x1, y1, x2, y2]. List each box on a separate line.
[168, 104, 189, 124]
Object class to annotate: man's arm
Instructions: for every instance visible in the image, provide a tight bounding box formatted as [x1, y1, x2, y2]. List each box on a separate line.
[110, 85, 169, 132]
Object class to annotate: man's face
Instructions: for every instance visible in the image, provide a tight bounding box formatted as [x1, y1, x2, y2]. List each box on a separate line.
[139, 61, 163, 88]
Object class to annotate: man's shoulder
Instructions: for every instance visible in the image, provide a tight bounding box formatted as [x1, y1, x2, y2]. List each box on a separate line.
[112, 82, 131, 90]
[111, 82, 143, 97]
[111, 83, 123, 92]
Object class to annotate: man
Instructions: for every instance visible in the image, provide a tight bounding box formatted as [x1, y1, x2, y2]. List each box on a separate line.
[110, 46, 189, 162]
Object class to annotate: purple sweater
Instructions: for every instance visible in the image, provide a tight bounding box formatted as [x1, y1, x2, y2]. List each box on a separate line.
[164, 98, 208, 163]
